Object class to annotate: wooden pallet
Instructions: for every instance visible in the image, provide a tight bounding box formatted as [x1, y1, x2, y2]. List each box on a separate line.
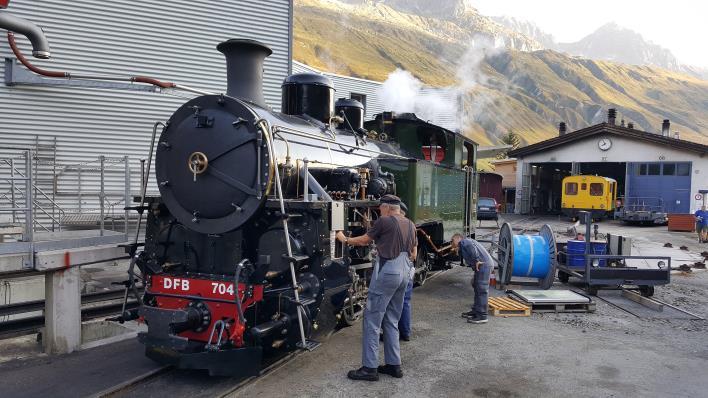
[527, 301, 596, 313]
[488, 297, 531, 317]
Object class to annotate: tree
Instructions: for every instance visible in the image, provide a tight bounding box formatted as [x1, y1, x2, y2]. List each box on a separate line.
[496, 131, 520, 159]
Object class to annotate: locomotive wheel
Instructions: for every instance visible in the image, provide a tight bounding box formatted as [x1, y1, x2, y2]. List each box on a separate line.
[414, 245, 430, 287]
[639, 285, 655, 297]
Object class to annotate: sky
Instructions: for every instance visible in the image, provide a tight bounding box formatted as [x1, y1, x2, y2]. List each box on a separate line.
[472, 0, 708, 68]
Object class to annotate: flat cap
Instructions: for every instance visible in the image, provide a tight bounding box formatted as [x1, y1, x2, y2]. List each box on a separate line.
[379, 194, 401, 205]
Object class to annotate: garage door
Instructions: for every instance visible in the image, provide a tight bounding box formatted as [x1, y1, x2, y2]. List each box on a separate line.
[627, 162, 691, 213]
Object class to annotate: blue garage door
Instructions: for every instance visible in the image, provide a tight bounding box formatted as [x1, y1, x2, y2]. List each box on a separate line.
[627, 162, 691, 213]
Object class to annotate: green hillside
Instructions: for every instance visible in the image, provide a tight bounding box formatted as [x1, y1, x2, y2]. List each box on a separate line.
[294, 0, 708, 146]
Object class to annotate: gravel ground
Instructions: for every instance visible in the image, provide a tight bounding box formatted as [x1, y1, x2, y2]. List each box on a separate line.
[235, 216, 708, 398]
[234, 267, 708, 398]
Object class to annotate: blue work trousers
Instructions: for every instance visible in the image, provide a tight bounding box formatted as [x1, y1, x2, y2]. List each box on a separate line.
[398, 279, 413, 337]
[471, 264, 491, 316]
[362, 253, 411, 368]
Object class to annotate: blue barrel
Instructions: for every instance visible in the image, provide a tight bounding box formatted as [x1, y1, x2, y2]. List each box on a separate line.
[566, 240, 607, 268]
[511, 235, 551, 278]
[567, 240, 586, 268]
[592, 241, 607, 266]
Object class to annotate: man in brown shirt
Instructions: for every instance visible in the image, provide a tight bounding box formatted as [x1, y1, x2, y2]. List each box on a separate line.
[335, 194, 416, 381]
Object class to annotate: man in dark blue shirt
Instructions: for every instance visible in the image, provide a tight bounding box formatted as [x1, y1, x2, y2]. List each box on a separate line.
[695, 205, 708, 243]
[451, 234, 493, 324]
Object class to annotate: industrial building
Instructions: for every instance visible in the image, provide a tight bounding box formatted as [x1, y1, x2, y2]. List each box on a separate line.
[509, 110, 708, 215]
[1, 0, 293, 230]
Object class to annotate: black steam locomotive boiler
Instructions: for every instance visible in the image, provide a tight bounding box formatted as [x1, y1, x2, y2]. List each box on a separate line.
[128, 39, 478, 376]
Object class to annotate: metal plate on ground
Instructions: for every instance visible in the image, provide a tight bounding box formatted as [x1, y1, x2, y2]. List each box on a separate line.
[509, 289, 590, 304]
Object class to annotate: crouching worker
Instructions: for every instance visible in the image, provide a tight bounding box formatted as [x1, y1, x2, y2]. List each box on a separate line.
[335, 194, 417, 381]
[451, 234, 492, 324]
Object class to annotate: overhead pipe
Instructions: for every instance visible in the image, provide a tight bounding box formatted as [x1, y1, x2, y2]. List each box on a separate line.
[7, 31, 213, 95]
[0, 11, 50, 58]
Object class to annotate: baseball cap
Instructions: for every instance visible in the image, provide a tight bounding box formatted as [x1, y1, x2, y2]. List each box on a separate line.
[379, 194, 401, 205]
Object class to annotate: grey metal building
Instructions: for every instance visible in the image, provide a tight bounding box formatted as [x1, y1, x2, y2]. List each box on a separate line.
[1, 0, 292, 227]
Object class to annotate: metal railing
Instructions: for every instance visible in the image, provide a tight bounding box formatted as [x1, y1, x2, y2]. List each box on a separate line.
[1, 155, 65, 233]
[623, 197, 665, 213]
[0, 149, 33, 244]
[53, 155, 131, 236]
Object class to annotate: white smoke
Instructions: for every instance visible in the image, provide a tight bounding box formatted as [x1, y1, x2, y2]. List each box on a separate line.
[376, 69, 458, 124]
[377, 35, 506, 138]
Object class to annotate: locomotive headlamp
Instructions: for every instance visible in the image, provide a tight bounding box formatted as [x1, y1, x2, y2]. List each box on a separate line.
[657, 260, 666, 269]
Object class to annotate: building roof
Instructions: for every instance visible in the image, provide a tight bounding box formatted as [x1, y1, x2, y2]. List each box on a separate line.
[509, 123, 708, 158]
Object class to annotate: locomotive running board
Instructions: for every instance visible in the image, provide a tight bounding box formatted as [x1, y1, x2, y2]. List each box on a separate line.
[296, 339, 321, 351]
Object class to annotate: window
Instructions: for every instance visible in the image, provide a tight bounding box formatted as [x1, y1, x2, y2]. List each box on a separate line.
[677, 163, 690, 176]
[662, 163, 676, 175]
[581, 183, 587, 190]
[648, 163, 660, 175]
[565, 182, 578, 195]
[589, 183, 604, 196]
[479, 198, 496, 207]
[350, 93, 367, 113]
[639, 164, 647, 175]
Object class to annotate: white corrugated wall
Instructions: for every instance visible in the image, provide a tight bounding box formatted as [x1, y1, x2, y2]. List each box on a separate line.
[0, 0, 291, 229]
[293, 61, 383, 120]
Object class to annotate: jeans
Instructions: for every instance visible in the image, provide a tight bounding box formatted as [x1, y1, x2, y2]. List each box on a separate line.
[471, 264, 491, 316]
[398, 279, 413, 337]
[362, 253, 412, 368]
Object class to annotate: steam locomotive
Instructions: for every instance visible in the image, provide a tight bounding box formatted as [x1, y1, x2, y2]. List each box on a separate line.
[129, 39, 478, 376]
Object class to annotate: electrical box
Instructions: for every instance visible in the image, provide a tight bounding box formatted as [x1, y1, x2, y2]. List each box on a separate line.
[607, 234, 631, 256]
[331, 201, 345, 231]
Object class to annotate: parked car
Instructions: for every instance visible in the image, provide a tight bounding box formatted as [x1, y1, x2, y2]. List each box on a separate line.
[477, 197, 499, 221]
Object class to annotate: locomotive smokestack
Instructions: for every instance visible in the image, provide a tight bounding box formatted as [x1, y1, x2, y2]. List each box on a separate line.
[607, 108, 617, 125]
[217, 39, 272, 107]
[558, 122, 567, 136]
[0, 11, 51, 58]
[661, 119, 670, 136]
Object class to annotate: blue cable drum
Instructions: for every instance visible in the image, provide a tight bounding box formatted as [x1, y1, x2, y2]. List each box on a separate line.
[497, 223, 557, 289]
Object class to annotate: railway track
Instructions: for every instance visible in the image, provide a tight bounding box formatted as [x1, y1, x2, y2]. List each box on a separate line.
[0, 289, 140, 339]
[586, 288, 704, 320]
[93, 268, 453, 397]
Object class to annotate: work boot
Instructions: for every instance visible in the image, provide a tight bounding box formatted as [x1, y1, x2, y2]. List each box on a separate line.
[378, 364, 403, 378]
[467, 314, 488, 324]
[400, 334, 410, 342]
[460, 310, 476, 318]
[347, 366, 379, 381]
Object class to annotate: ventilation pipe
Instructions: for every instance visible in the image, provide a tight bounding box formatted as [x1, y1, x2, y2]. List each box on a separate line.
[607, 108, 617, 125]
[558, 122, 567, 136]
[217, 39, 272, 107]
[673, 131, 680, 139]
[662, 119, 670, 136]
[0, 10, 51, 58]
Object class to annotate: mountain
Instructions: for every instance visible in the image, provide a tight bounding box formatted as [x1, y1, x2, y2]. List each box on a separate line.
[293, 0, 708, 146]
[556, 23, 681, 71]
[491, 16, 555, 48]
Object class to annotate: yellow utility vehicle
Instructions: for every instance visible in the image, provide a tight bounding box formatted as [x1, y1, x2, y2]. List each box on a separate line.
[561, 175, 617, 219]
